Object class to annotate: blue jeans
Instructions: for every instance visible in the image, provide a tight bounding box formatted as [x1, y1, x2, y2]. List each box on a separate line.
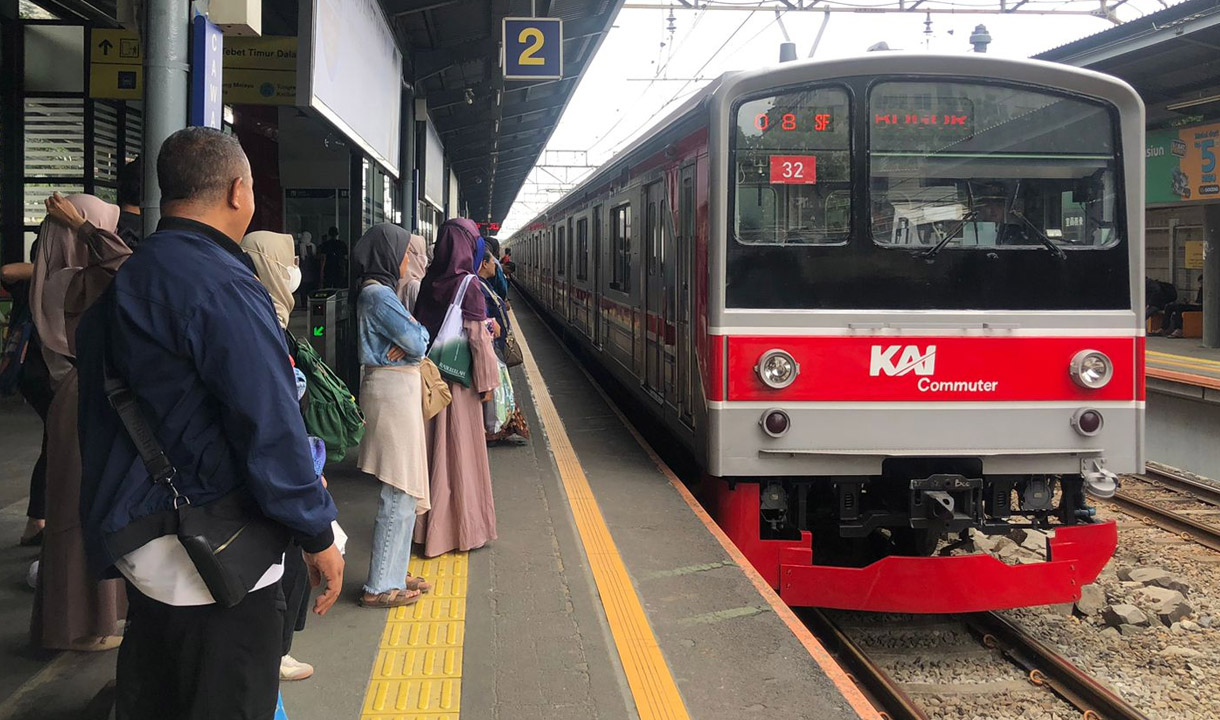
[364, 484, 419, 595]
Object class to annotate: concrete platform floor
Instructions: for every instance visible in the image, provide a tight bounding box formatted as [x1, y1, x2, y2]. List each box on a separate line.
[0, 300, 871, 720]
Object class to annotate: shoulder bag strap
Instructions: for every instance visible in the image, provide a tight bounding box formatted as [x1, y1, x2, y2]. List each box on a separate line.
[451, 274, 477, 309]
[102, 322, 188, 507]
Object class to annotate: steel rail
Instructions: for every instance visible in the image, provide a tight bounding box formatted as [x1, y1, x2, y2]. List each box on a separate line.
[1141, 464, 1220, 507]
[1108, 491, 1220, 552]
[966, 613, 1151, 720]
[800, 609, 929, 720]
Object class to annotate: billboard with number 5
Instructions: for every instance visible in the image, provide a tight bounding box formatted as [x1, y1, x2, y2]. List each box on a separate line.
[1147, 122, 1220, 205]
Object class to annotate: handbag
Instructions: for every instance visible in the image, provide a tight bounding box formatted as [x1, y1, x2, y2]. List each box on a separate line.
[103, 337, 289, 608]
[419, 357, 452, 420]
[427, 274, 478, 387]
[501, 329, 524, 368]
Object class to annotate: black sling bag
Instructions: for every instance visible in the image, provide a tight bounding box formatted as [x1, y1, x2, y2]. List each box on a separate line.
[102, 333, 289, 608]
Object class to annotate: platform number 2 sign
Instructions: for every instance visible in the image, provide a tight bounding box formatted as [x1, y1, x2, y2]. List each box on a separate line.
[504, 18, 563, 81]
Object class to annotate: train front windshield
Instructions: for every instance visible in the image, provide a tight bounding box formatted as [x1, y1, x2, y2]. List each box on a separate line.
[727, 79, 1131, 311]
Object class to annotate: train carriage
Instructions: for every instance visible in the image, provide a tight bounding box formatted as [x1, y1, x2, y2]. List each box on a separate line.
[508, 53, 1144, 614]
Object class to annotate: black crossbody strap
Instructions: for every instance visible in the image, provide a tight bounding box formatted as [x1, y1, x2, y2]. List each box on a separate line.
[102, 324, 189, 507]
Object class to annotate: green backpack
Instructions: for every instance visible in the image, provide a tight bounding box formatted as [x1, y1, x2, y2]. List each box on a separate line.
[290, 333, 365, 463]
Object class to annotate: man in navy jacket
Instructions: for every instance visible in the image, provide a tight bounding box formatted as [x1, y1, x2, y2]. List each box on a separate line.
[77, 127, 343, 719]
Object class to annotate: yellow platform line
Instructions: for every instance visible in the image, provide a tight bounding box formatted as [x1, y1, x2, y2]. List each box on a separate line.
[514, 312, 691, 720]
[1146, 355, 1220, 375]
[360, 552, 469, 720]
[1148, 350, 1220, 369]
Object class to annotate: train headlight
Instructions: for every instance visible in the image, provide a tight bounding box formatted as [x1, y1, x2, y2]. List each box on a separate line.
[1069, 350, 1113, 389]
[755, 349, 799, 389]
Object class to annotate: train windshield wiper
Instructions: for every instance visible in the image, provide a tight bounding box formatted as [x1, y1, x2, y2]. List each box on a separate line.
[1012, 210, 1067, 260]
[920, 211, 977, 262]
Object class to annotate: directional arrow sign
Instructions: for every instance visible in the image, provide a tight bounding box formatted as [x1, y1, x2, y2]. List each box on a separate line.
[313, 326, 325, 338]
[98, 38, 114, 56]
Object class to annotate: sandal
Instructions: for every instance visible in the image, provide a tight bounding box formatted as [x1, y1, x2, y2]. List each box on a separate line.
[406, 574, 433, 593]
[359, 588, 421, 608]
[70, 635, 122, 652]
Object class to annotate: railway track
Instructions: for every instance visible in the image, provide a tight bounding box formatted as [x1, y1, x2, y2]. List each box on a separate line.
[1110, 465, 1220, 552]
[802, 609, 1150, 720]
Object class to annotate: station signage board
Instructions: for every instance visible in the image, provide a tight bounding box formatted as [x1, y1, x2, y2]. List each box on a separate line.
[1147, 121, 1220, 204]
[224, 36, 298, 105]
[89, 28, 142, 100]
[503, 17, 562, 81]
[190, 16, 224, 129]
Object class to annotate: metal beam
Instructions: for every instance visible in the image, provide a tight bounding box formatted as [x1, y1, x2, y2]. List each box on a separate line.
[386, 0, 465, 17]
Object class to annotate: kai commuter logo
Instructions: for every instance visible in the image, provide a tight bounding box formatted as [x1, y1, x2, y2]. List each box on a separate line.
[869, 345, 937, 377]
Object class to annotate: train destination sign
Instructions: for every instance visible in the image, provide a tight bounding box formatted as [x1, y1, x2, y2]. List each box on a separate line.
[769, 155, 817, 185]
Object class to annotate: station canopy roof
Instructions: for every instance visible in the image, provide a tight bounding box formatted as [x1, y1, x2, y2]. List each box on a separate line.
[393, 0, 622, 226]
[32, 0, 624, 227]
[1035, 0, 1220, 126]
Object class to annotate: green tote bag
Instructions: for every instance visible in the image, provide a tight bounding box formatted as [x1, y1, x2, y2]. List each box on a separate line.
[427, 274, 478, 387]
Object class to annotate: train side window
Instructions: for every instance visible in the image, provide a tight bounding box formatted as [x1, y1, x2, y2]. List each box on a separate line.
[611, 203, 632, 292]
[576, 218, 589, 280]
[557, 225, 566, 277]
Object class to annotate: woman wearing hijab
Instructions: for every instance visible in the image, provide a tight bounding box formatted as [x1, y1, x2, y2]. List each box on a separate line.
[352, 224, 433, 607]
[244, 231, 318, 682]
[397, 233, 428, 312]
[476, 248, 529, 444]
[28, 193, 129, 651]
[412, 218, 500, 558]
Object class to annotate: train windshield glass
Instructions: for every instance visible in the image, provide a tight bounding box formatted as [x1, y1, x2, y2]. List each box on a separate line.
[869, 82, 1119, 252]
[732, 86, 851, 245]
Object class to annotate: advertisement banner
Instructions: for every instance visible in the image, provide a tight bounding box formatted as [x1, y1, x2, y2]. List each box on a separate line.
[1146, 122, 1220, 204]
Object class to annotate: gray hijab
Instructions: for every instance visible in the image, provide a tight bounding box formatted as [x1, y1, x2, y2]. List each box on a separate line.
[352, 223, 410, 293]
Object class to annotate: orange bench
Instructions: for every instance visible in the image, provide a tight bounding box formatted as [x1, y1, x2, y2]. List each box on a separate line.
[1182, 311, 1204, 339]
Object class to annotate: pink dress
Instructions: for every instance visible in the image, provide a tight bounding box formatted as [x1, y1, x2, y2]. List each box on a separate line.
[415, 319, 501, 557]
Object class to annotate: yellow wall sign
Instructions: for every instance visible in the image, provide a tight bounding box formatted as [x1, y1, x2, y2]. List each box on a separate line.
[1186, 240, 1206, 270]
[223, 36, 298, 105]
[89, 29, 142, 100]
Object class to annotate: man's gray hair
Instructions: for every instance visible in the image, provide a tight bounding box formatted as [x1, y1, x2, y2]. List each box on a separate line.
[157, 127, 250, 206]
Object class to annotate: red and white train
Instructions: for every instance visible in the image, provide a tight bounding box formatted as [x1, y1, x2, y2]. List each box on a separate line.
[507, 53, 1144, 613]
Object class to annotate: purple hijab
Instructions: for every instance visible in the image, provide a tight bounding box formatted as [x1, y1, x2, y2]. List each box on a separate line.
[414, 217, 487, 340]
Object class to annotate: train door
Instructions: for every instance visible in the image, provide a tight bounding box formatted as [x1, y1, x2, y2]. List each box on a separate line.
[677, 164, 695, 425]
[554, 223, 564, 314]
[567, 217, 575, 324]
[644, 181, 664, 398]
[593, 205, 603, 348]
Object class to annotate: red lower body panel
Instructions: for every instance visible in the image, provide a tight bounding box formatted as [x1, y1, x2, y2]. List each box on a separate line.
[706, 478, 1117, 614]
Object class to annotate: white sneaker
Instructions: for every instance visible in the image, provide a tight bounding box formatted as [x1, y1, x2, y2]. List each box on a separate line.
[280, 654, 314, 681]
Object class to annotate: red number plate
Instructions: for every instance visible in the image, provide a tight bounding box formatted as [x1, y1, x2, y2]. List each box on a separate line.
[769, 155, 818, 185]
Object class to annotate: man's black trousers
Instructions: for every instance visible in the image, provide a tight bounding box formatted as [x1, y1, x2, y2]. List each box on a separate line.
[116, 582, 283, 720]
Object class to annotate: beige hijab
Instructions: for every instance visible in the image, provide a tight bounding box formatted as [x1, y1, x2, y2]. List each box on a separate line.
[29, 194, 122, 360]
[243, 231, 297, 329]
[397, 233, 429, 311]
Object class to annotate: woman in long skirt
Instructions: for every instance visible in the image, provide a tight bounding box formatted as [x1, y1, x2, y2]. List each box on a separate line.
[352, 224, 433, 606]
[28, 193, 129, 651]
[412, 218, 500, 558]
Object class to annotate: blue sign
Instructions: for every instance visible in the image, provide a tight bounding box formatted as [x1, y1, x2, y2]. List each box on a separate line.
[503, 17, 562, 81]
[190, 15, 224, 129]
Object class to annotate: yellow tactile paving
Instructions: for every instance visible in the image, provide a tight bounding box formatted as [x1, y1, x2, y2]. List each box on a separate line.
[360, 552, 468, 720]
[512, 311, 691, 720]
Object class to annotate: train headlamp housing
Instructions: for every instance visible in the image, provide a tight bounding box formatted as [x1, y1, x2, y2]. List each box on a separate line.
[1069, 350, 1113, 390]
[755, 349, 799, 389]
